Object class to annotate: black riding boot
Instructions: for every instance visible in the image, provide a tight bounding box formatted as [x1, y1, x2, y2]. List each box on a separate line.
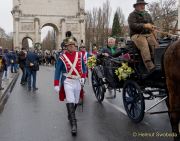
[66, 104, 78, 121]
[66, 104, 71, 121]
[66, 103, 77, 136]
[74, 104, 77, 111]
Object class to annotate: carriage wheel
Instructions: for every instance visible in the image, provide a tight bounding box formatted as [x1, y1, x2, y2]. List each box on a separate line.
[91, 69, 105, 103]
[123, 80, 145, 123]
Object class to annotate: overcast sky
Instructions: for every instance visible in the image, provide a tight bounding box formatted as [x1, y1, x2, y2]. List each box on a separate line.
[0, 0, 161, 34]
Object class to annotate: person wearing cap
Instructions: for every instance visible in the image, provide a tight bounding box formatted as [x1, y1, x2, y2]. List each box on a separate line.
[91, 45, 98, 57]
[54, 36, 86, 136]
[60, 31, 73, 52]
[128, 0, 159, 73]
[78, 43, 90, 105]
[79, 44, 90, 76]
[26, 48, 39, 91]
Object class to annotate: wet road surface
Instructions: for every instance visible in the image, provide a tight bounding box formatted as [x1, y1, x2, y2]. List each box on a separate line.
[0, 66, 173, 141]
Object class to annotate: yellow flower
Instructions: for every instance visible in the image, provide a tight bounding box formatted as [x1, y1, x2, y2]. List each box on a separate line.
[87, 56, 97, 69]
[115, 63, 134, 80]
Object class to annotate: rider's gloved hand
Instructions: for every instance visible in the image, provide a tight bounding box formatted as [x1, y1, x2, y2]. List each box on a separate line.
[54, 86, 60, 93]
[79, 78, 85, 86]
[144, 23, 156, 31]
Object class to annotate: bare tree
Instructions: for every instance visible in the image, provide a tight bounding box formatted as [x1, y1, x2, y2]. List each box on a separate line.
[85, 11, 92, 51]
[148, 0, 177, 33]
[42, 30, 55, 51]
[103, 0, 112, 45]
[116, 7, 125, 26]
[85, 0, 111, 49]
[0, 27, 13, 50]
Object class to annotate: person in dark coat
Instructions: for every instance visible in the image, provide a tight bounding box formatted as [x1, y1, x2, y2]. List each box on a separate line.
[97, 37, 130, 94]
[18, 47, 27, 85]
[128, 0, 159, 73]
[9, 51, 18, 73]
[26, 49, 39, 91]
[97, 37, 128, 58]
[2, 48, 10, 80]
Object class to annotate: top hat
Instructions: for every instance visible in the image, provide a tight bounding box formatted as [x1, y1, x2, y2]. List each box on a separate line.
[133, 0, 148, 7]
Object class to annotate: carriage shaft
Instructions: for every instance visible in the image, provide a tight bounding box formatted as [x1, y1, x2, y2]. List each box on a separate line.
[145, 96, 167, 113]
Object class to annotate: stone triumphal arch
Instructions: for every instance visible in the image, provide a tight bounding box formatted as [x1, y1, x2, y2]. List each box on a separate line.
[11, 0, 85, 49]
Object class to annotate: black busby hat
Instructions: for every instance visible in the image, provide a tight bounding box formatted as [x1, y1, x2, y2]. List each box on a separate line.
[65, 31, 72, 38]
[133, 0, 148, 7]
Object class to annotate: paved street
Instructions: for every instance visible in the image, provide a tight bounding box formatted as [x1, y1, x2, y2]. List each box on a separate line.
[0, 66, 173, 141]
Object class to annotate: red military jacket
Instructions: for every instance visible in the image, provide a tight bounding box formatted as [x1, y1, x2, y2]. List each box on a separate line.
[54, 51, 86, 101]
[59, 51, 85, 79]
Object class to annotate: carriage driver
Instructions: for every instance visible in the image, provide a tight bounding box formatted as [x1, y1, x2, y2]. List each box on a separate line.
[128, 0, 159, 73]
[54, 37, 86, 136]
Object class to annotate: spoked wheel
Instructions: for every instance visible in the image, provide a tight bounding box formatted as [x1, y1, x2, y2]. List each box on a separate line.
[91, 68, 105, 102]
[123, 80, 145, 123]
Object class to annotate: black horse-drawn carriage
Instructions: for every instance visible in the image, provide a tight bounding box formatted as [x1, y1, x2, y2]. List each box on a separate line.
[91, 37, 177, 123]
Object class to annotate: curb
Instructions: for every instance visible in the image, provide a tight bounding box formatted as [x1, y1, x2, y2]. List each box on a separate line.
[0, 73, 19, 109]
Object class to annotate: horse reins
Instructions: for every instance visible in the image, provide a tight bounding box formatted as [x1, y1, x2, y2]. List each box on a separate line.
[154, 29, 180, 37]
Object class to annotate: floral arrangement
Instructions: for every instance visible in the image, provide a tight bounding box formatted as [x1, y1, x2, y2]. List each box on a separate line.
[115, 63, 134, 80]
[87, 55, 96, 69]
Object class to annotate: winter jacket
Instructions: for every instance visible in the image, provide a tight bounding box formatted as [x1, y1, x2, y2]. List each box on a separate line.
[128, 10, 153, 37]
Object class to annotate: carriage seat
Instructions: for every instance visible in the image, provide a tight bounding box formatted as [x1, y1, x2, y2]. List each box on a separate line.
[125, 40, 171, 80]
[126, 40, 166, 70]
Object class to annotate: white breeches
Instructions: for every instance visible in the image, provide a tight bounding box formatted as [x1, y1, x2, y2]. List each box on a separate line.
[64, 78, 81, 104]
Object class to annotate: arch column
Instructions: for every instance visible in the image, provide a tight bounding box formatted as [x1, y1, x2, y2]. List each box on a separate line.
[34, 18, 40, 43]
[61, 19, 66, 42]
[79, 19, 85, 44]
[56, 32, 61, 49]
[14, 18, 20, 48]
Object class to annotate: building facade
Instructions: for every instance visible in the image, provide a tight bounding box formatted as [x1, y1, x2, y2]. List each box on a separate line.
[11, 0, 85, 49]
